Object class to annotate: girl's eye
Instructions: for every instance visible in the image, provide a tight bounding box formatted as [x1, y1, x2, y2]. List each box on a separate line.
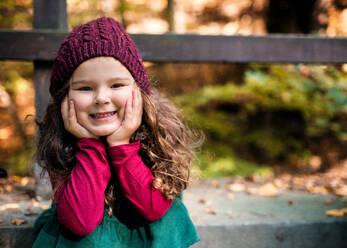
[111, 83, 123, 88]
[77, 86, 92, 91]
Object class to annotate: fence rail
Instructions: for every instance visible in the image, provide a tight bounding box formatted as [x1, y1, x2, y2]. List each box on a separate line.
[1, 0, 347, 200]
[1, 30, 346, 63]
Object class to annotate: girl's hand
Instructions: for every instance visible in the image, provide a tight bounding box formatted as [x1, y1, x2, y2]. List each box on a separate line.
[107, 88, 143, 146]
[61, 97, 98, 140]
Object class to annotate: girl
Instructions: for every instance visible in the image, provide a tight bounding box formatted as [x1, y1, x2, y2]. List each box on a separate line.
[32, 17, 201, 247]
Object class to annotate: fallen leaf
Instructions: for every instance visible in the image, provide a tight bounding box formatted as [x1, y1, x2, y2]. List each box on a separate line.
[326, 208, 347, 217]
[246, 187, 258, 195]
[205, 207, 217, 215]
[0, 203, 21, 212]
[20, 177, 30, 186]
[4, 185, 13, 192]
[198, 198, 206, 204]
[210, 180, 219, 188]
[40, 205, 49, 210]
[325, 198, 333, 205]
[227, 193, 235, 200]
[306, 186, 328, 194]
[334, 186, 347, 196]
[26, 198, 39, 211]
[273, 179, 284, 188]
[11, 218, 27, 226]
[0, 219, 4, 225]
[228, 183, 245, 192]
[288, 200, 294, 206]
[258, 183, 277, 197]
[12, 175, 23, 183]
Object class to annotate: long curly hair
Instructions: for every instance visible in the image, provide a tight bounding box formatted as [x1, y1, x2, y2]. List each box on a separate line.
[35, 81, 202, 214]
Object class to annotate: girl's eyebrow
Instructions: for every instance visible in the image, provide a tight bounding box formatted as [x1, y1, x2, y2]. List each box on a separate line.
[107, 77, 133, 83]
[70, 77, 132, 85]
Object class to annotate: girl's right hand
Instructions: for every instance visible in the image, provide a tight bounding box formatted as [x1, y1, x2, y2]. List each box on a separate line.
[61, 97, 98, 140]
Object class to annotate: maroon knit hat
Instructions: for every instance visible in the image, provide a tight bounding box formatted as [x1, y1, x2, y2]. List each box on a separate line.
[50, 17, 150, 99]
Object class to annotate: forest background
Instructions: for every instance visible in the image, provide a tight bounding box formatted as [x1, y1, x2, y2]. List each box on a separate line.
[0, 0, 346, 179]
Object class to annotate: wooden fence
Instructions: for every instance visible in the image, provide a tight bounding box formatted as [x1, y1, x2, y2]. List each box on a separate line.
[0, 0, 346, 197]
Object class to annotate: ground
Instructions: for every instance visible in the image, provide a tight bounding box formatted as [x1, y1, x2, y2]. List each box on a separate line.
[0, 162, 346, 227]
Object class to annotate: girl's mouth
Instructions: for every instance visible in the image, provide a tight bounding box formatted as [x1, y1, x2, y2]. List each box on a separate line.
[90, 111, 117, 120]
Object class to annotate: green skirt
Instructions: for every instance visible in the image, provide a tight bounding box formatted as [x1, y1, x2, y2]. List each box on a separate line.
[32, 198, 199, 248]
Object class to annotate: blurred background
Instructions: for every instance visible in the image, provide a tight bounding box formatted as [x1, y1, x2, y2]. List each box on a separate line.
[0, 0, 346, 185]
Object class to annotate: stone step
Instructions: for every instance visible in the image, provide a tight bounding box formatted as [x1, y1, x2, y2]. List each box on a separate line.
[183, 181, 347, 248]
[1, 180, 346, 248]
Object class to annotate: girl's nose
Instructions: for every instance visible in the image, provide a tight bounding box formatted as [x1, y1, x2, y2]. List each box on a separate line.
[94, 89, 110, 105]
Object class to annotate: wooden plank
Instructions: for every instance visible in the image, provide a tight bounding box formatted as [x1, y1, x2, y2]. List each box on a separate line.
[0, 30, 346, 63]
[33, 0, 68, 200]
[34, 0, 67, 30]
[33, 61, 52, 120]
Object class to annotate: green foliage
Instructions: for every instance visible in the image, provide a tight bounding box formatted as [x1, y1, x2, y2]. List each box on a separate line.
[4, 141, 35, 176]
[0, 61, 33, 95]
[175, 64, 347, 178]
[0, 0, 32, 29]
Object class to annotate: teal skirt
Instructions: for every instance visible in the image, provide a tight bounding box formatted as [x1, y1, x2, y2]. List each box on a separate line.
[32, 198, 199, 248]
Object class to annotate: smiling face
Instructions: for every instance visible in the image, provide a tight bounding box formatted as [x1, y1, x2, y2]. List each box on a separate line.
[68, 56, 137, 137]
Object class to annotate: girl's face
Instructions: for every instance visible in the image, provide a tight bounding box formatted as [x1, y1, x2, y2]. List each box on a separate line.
[68, 56, 137, 137]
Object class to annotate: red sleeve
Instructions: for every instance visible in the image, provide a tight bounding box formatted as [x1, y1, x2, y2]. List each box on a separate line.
[51, 138, 111, 236]
[108, 141, 172, 221]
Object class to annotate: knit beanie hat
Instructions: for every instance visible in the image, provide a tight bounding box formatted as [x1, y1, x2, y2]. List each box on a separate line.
[50, 17, 150, 99]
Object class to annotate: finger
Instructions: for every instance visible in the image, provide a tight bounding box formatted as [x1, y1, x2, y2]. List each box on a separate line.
[124, 96, 132, 122]
[128, 89, 134, 111]
[132, 89, 136, 109]
[61, 97, 69, 124]
[119, 98, 128, 123]
[127, 91, 134, 115]
[134, 89, 143, 119]
[69, 100, 78, 125]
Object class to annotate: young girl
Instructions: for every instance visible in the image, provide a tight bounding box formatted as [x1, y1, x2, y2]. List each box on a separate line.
[32, 17, 201, 247]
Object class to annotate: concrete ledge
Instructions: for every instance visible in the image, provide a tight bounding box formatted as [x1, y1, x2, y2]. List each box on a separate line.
[1, 179, 346, 248]
[0, 227, 34, 248]
[194, 222, 347, 248]
[1, 221, 346, 248]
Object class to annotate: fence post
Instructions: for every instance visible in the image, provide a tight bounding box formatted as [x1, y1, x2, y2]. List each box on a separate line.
[33, 0, 68, 200]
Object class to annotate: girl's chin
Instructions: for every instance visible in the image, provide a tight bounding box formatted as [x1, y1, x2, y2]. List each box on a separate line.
[89, 128, 117, 137]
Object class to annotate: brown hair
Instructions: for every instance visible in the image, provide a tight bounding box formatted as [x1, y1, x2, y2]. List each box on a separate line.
[36, 83, 202, 213]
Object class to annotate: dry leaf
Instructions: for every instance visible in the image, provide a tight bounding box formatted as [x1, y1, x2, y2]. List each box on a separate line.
[11, 218, 27, 226]
[273, 179, 284, 188]
[228, 183, 245, 192]
[334, 186, 347, 196]
[12, 175, 23, 183]
[258, 183, 277, 197]
[326, 208, 347, 217]
[205, 207, 217, 215]
[26, 198, 39, 211]
[20, 177, 29, 186]
[210, 180, 219, 188]
[288, 200, 294, 206]
[4, 185, 13, 192]
[198, 198, 206, 204]
[0, 203, 21, 212]
[40, 205, 49, 210]
[227, 193, 235, 200]
[246, 187, 258, 195]
[306, 186, 329, 194]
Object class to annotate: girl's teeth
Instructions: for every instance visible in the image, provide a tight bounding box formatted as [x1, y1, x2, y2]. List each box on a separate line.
[93, 112, 115, 118]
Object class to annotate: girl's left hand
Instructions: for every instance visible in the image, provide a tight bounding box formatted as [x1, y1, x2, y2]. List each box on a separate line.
[106, 88, 143, 146]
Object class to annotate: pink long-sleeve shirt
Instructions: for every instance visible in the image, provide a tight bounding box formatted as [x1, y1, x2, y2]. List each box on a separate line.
[51, 138, 172, 236]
